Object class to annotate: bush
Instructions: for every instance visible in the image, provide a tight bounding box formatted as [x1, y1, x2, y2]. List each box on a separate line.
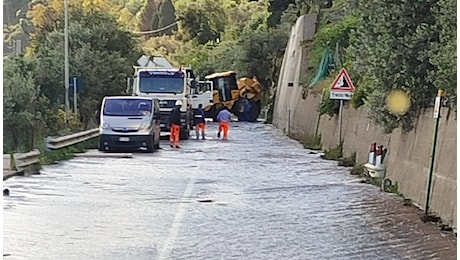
[302, 134, 322, 150]
[350, 163, 364, 175]
[321, 143, 342, 160]
[339, 152, 355, 167]
[319, 88, 340, 116]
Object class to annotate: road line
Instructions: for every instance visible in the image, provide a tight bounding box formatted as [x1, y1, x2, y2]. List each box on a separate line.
[157, 174, 196, 260]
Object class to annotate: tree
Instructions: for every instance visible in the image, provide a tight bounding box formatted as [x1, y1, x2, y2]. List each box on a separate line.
[27, 5, 141, 129]
[267, 0, 295, 28]
[137, 0, 160, 39]
[157, 0, 177, 35]
[429, 0, 456, 108]
[349, 0, 440, 133]
[174, 0, 225, 44]
[3, 57, 52, 152]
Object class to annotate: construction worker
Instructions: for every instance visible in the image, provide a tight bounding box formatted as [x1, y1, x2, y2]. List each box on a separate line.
[194, 103, 206, 140]
[169, 100, 182, 148]
[216, 107, 232, 140]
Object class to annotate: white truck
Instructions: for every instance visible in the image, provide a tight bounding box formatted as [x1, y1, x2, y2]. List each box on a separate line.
[127, 56, 207, 139]
[191, 80, 214, 118]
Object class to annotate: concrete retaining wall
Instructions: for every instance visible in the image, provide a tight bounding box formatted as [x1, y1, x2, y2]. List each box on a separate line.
[272, 14, 457, 229]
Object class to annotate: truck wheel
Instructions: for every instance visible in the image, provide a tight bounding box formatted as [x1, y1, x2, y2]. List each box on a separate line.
[233, 99, 246, 116]
[249, 100, 261, 122]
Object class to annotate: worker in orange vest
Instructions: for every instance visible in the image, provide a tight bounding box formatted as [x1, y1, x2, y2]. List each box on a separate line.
[216, 107, 232, 140]
[169, 100, 182, 148]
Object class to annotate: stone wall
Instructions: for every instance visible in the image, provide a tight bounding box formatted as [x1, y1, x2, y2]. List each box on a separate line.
[272, 14, 457, 229]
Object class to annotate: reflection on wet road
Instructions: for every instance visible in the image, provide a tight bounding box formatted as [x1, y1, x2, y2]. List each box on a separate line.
[3, 122, 456, 259]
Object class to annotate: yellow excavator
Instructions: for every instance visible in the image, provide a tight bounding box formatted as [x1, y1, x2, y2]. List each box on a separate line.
[204, 71, 263, 122]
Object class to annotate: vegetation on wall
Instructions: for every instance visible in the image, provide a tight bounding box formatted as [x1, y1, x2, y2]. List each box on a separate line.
[304, 0, 456, 133]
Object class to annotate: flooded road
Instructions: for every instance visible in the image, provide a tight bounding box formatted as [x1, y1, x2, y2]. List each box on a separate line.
[3, 123, 456, 259]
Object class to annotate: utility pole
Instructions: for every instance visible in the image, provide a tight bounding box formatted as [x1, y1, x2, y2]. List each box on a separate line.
[73, 77, 78, 118]
[64, 0, 70, 128]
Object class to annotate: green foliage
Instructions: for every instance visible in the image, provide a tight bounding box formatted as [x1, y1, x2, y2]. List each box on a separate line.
[3, 56, 51, 153]
[267, 0, 295, 28]
[137, 0, 159, 32]
[157, 0, 176, 35]
[303, 12, 358, 90]
[174, 0, 225, 44]
[350, 163, 364, 175]
[38, 137, 98, 165]
[350, 84, 366, 109]
[28, 7, 141, 129]
[4, 2, 141, 153]
[302, 134, 322, 150]
[321, 143, 342, 160]
[349, 0, 440, 133]
[428, 0, 456, 108]
[5, 0, 456, 155]
[318, 88, 340, 117]
[383, 181, 399, 194]
[40, 146, 83, 165]
[338, 152, 355, 167]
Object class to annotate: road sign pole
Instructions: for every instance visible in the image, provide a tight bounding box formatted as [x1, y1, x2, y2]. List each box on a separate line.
[73, 77, 78, 119]
[329, 68, 355, 148]
[424, 89, 444, 214]
[338, 99, 343, 145]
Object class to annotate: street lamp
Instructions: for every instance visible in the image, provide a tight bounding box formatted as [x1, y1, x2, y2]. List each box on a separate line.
[64, 0, 70, 128]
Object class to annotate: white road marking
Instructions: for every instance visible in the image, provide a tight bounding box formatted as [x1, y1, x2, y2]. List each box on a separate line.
[157, 174, 196, 260]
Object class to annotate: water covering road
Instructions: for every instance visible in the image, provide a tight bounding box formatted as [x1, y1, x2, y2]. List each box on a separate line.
[3, 123, 456, 260]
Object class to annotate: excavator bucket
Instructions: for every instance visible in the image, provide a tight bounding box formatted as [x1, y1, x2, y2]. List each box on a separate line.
[237, 77, 263, 100]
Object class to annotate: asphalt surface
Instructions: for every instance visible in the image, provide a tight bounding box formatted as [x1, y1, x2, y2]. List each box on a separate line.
[3, 122, 457, 259]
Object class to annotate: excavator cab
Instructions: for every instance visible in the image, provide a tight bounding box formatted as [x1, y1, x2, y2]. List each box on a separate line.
[205, 71, 239, 103]
[204, 71, 262, 122]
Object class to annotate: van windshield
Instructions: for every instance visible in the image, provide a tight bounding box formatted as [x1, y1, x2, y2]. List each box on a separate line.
[103, 99, 152, 116]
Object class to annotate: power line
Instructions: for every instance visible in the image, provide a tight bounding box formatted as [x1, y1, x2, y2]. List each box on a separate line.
[132, 21, 178, 35]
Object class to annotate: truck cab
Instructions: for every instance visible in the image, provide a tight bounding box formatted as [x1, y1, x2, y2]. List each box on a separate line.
[98, 96, 161, 152]
[191, 80, 214, 118]
[128, 56, 197, 139]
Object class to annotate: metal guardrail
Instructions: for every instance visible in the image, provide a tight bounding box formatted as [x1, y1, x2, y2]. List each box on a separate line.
[13, 149, 41, 172]
[45, 128, 100, 150]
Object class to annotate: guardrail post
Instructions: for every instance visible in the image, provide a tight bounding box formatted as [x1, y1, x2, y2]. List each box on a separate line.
[13, 149, 41, 174]
[3, 154, 12, 171]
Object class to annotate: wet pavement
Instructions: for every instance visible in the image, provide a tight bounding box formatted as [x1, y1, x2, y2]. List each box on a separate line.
[3, 122, 457, 260]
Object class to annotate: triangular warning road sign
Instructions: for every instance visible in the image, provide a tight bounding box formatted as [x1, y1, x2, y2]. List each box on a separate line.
[330, 68, 355, 91]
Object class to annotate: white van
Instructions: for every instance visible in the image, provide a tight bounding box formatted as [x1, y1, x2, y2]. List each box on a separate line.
[98, 96, 161, 152]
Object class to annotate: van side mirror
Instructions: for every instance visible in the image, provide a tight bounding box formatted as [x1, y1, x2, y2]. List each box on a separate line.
[190, 79, 197, 89]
